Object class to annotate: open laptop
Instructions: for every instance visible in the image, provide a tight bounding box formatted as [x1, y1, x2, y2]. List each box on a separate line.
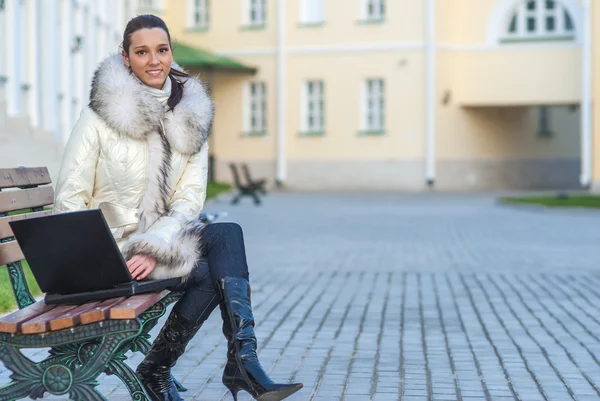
[9, 209, 182, 305]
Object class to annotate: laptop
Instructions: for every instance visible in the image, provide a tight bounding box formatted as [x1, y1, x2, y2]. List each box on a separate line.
[9, 209, 182, 305]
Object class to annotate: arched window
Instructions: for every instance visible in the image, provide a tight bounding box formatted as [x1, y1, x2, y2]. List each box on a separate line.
[502, 0, 575, 42]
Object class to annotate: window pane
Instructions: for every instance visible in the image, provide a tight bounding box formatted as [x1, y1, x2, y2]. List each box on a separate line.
[564, 11, 573, 31]
[545, 16, 555, 31]
[545, 0, 555, 9]
[527, 17, 536, 32]
[508, 14, 517, 33]
[526, 0, 535, 10]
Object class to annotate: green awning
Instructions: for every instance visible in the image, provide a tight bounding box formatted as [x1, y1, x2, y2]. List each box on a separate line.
[173, 42, 257, 74]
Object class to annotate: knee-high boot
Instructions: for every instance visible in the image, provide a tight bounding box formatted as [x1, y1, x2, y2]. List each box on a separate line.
[136, 309, 203, 401]
[217, 276, 303, 401]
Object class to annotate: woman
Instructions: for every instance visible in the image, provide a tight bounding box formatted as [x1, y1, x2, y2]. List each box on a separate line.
[53, 14, 302, 401]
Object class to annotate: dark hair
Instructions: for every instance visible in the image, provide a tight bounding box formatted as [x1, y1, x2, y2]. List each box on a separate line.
[122, 14, 188, 111]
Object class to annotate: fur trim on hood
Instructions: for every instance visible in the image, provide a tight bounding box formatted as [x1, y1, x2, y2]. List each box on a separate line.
[89, 54, 213, 155]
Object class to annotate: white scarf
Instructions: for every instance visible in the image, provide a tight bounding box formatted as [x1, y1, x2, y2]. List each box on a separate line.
[146, 76, 172, 106]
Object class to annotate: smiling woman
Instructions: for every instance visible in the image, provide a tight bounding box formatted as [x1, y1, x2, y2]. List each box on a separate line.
[54, 13, 302, 401]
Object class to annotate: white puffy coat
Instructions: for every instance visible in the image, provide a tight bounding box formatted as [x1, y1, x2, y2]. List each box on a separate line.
[53, 54, 214, 280]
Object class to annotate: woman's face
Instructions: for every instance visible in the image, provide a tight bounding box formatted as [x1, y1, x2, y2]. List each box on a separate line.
[123, 28, 172, 89]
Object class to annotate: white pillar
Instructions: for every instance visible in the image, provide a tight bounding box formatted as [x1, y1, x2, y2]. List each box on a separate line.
[41, 0, 61, 139]
[0, 2, 8, 126]
[5, 0, 24, 116]
[275, 0, 287, 186]
[424, 0, 436, 186]
[96, 3, 106, 63]
[26, 0, 42, 128]
[580, 0, 592, 187]
[104, 1, 117, 55]
[115, 0, 125, 50]
[84, 2, 97, 103]
[0, 2, 6, 81]
[74, 0, 86, 119]
[61, 0, 75, 144]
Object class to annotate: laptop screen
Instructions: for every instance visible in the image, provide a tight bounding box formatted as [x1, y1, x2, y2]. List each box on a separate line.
[9, 210, 132, 295]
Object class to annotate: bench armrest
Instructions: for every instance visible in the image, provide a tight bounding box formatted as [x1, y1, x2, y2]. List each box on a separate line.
[6, 261, 36, 309]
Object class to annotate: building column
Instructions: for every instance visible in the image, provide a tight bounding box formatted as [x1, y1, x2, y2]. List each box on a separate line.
[96, 3, 106, 62]
[275, 0, 287, 186]
[83, 1, 96, 105]
[424, 0, 436, 187]
[60, 0, 75, 144]
[40, 0, 61, 138]
[581, 0, 592, 188]
[5, 0, 24, 117]
[73, 0, 85, 120]
[0, 1, 8, 127]
[26, 0, 42, 129]
[590, 0, 600, 192]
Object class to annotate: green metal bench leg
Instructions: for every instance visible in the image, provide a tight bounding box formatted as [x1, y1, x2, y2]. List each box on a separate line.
[0, 332, 138, 401]
[0, 381, 34, 401]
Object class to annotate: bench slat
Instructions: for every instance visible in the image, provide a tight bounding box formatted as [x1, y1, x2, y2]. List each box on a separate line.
[110, 291, 169, 319]
[0, 187, 54, 214]
[0, 301, 54, 334]
[0, 211, 53, 240]
[0, 241, 24, 266]
[0, 168, 51, 189]
[21, 304, 80, 334]
[49, 301, 102, 331]
[80, 297, 127, 325]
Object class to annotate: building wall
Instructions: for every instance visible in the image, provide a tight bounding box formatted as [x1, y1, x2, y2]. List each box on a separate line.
[0, 0, 135, 181]
[166, 0, 586, 191]
[0, 0, 584, 191]
[592, 0, 600, 191]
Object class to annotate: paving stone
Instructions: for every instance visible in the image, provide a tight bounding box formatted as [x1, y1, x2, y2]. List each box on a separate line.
[4, 193, 600, 400]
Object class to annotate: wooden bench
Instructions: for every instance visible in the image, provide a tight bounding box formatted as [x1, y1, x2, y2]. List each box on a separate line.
[0, 166, 185, 401]
[229, 163, 262, 206]
[241, 163, 267, 196]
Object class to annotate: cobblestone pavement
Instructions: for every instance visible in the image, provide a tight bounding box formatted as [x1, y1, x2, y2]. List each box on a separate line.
[5, 192, 600, 400]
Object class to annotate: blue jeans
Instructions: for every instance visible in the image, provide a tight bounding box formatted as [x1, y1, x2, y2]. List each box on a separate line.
[169, 222, 250, 324]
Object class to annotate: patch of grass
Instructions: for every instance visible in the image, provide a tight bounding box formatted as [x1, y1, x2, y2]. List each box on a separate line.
[206, 181, 232, 200]
[500, 194, 600, 208]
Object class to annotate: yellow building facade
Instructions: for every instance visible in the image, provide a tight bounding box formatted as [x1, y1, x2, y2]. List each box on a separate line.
[158, 0, 593, 191]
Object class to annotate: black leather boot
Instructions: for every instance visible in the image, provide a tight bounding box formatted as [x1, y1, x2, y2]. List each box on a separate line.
[217, 277, 303, 401]
[136, 309, 203, 401]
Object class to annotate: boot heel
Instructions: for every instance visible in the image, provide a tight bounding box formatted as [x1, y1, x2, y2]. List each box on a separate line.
[225, 383, 240, 401]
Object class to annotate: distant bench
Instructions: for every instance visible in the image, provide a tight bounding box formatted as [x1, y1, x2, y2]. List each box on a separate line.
[229, 163, 267, 206]
[0, 166, 185, 401]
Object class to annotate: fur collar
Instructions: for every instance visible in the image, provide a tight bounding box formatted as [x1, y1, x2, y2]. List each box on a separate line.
[89, 54, 213, 155]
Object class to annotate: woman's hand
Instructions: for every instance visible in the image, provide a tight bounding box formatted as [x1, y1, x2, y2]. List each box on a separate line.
[127, 255, 157, 280]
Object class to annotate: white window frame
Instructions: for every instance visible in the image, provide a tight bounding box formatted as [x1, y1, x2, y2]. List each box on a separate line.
[244, 0, 266, 26]
[188, 0, 209, 29]
[244, 81, 266, 134]
[300, 0, 325, 24]
[504, 0, 575, 41]
[362, 79, 385, 132]
[361, 0, 385, 21]
[301, 80, 325, 133]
